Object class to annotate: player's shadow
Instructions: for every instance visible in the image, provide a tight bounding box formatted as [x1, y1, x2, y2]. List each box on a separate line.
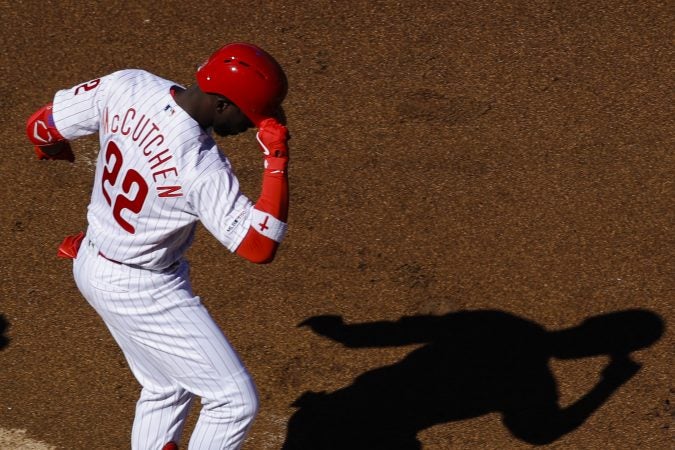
[283, 309, 664, 449]
[0, 314, 10, 350]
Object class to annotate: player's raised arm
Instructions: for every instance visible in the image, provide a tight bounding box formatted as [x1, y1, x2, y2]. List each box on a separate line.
[235, 118, 290, 264]
[188, 43, 290, 264]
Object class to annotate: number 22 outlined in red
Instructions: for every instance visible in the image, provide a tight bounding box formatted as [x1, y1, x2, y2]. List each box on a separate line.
[101, 141, 148, 233]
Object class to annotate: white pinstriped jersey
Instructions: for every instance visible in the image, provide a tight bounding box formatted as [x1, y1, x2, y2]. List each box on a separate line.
[53, 69, 254, 270]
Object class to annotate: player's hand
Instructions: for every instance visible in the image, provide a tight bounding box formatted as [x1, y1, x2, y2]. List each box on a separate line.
[601, 355, 641, 382]
[34, 141, 75, 162]
[256, 118, 289, 159]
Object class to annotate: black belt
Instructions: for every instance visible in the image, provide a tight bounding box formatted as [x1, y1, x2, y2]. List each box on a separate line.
[98, 250, 179, 271]
[98, 251, 122, 265]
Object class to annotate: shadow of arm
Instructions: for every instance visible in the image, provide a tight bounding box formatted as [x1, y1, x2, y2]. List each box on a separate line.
[503, 356, 641, 445]
[299, 315, 435, 347]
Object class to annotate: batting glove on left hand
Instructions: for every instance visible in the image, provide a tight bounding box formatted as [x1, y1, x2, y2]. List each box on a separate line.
[256, 118, 289, 158]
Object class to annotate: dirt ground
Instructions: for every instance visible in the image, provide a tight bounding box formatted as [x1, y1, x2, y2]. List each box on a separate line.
[1, 1, 672, 449]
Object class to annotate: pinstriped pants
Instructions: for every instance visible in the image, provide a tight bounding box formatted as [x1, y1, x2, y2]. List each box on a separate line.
[73, 238, 258, 449]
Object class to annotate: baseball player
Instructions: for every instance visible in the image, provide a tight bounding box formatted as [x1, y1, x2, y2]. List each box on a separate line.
[25, 43, 290, 450]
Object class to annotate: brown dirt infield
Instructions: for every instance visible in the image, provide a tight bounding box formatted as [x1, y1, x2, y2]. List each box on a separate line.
[1, 1, 672, 449]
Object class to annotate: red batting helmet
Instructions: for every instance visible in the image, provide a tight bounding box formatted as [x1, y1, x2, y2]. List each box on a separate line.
[196, 43, 288, 127]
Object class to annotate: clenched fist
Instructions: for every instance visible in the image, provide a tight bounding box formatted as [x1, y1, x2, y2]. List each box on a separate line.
[256, 118, 289, 158]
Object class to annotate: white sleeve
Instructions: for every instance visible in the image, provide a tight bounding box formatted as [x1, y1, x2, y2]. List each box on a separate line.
[51, 73, 115, 140]
[187, 168, 254, 252]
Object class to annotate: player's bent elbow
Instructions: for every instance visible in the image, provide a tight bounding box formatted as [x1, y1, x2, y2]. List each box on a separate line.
[235, 231, 280, 264]
[239, 247, 277, 264]
[249, 251, 277, 264]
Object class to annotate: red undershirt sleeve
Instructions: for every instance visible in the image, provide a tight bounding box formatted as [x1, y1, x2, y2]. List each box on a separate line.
[235, 163, 288, 263]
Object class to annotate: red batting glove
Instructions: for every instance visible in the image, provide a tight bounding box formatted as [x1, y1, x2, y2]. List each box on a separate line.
[26, 103, 75, 162]
[257, 118, 289, 157]
[56, 231, 84, 259]
[256, 118, 289, 173]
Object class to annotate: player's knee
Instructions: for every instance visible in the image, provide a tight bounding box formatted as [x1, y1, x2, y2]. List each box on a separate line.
[241, 388, 259, 422]
[204, 397, 258, 428]
[237, 381, 260, 422]
[205, 379, 259, 424]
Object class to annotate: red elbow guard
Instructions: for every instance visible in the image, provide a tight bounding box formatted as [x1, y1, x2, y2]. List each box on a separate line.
[26, 103, 73, 161]
[26, 103, 65, 145]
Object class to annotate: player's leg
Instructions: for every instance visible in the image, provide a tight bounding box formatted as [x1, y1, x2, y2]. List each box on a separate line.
[131, 267, 259, 449]
[116, 300, 258, 450]
[137, 297, 257, 450]
[134, 387, 193, 450]
[180, 303, 259, 450]
[74, 245, 258, 449]
[73, 245, 196, 449]
[122, 309, 258, 450]
[106, 326, 195, 449]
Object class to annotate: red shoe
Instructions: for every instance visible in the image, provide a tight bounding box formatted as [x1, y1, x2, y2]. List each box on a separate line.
[162, 443, 178, 450]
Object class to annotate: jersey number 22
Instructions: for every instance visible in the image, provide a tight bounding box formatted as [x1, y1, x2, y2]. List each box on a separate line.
[101, 141, 148, 234]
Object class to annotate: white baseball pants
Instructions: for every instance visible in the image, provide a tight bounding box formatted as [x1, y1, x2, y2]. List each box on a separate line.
[73, 238, 258, 449]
